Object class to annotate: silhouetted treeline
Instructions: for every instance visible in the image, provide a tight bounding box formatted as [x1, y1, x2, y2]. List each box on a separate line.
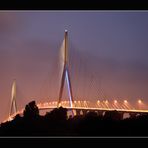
[1, 100, 148, 136]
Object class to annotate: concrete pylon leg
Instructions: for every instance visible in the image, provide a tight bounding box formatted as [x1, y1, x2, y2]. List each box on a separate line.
[9, 79, 17, 118]
[82, 110, 87, 116]
[76, 109, 81, 116]
[58, 66, 66, 107]
[97, 111, 104, 116]
[129, 112, 137, 118]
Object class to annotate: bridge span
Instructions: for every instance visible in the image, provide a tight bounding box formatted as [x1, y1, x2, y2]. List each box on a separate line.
[5, 30, 148, 123]
[4, 100, 148, 123]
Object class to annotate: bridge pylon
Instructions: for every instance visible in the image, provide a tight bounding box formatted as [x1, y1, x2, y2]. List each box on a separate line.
[9, 79, 17, 118]
[57, 30, 74, 108]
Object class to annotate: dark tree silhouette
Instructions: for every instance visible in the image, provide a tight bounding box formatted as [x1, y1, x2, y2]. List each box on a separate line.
[23, 100, 39, 119]
[104, 110, 123, 121]
[1, 100, 148, 136]
[45, 107, 67, 121]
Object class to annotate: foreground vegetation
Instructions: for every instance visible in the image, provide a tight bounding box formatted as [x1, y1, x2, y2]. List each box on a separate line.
[1, 101, 148, 136]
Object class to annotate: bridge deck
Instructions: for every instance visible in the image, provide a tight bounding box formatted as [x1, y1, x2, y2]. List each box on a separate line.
[4, 100, 148, 123]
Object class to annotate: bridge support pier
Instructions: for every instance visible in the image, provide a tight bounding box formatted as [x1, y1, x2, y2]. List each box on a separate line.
[96, 110, 104, 116]
[129, 112, 137, 118]
[75, 109, 81, 116]
[82, 110, 88, 116]
[119, 112, 124, 120]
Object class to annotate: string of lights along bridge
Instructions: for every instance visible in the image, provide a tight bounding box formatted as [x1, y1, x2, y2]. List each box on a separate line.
[5, 30, 148, 122]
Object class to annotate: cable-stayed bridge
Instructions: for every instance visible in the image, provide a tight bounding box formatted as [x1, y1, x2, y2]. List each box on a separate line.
[3, 30, 148, 122]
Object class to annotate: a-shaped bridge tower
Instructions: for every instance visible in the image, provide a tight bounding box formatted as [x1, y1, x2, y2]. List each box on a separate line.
[9, 79, 17, 118]
[57, 30, 74, 108]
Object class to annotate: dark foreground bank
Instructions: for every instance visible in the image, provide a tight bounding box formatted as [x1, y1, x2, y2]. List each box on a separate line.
[1, 101, 148, 136]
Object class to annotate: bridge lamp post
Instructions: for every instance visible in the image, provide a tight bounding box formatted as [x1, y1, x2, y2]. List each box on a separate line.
[97, 100, 100, 104]
[137, 99, 143, 110]
[113, 100, 118, 109]
[138, 99, 142, 104]
[124, 100, 128, 104]
[113, 100, 118, 108]
[97, 100, 100, 107]
[83, 100, 86, 106]
[104, 100, 109, 108]
[105, 100, 108, 104]
[114, 100, 117, 104]
[123, 100, 131, 110]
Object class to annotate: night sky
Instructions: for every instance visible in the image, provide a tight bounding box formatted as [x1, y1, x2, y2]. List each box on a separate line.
[0, 11, 148, 121]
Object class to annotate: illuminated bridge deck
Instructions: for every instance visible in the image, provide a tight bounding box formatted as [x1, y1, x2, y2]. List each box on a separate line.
[37, 100, 148, 113]
[4, 100, 148, 123]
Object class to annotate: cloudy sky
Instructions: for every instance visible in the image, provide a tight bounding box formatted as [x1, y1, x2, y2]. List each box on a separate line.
[0, 11, 148, 121]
